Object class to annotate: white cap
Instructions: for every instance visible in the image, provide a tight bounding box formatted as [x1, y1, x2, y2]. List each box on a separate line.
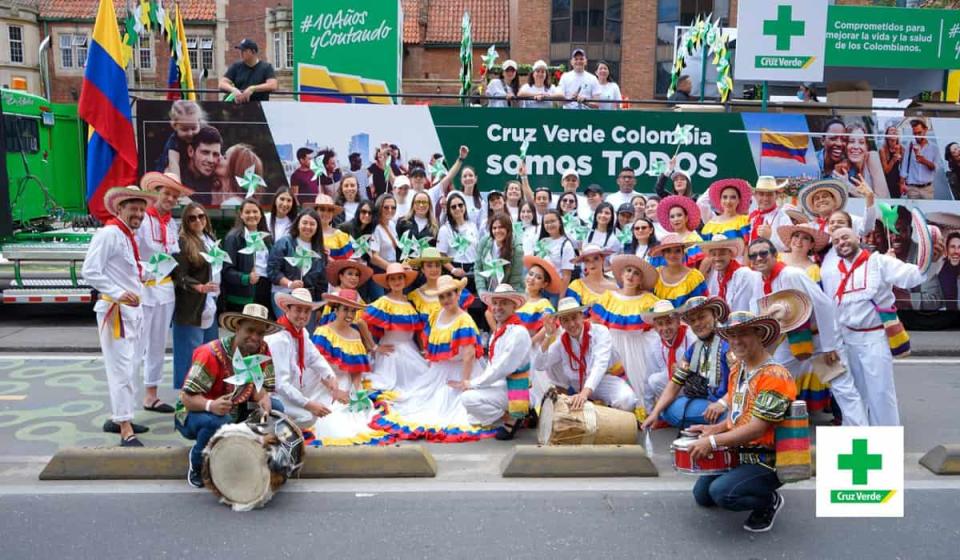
[532, 59, 548, 71]
[561, 169, 579, 180]
[503, 59, 518, 71]
[393, 175, 411, 189]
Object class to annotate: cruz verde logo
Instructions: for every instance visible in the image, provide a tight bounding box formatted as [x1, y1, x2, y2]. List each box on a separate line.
[830, 438, 895, 504]
[756, 4, 815, 70]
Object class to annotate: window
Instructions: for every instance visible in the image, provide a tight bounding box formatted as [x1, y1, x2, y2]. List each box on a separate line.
[8, 25, 24, 64]
[137, 34, 153, 70]
[4, 115, 39, 154]
[187, 35, 214, 74]
[550, 0, 622, 78]
[272, 31, 294, 69]
[655, 0, 729, 96]
[58, 33, 88, 69]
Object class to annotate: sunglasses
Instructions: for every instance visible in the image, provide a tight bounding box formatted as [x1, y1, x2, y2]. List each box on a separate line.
[415, 200, 431, 206]
[747, 250, 772, 261]
[634, 225, 650, 231]
[186, 214, 207, 223]
[359, 209, 372, 215]
[383, 205, 396, 211]
[450, 203, 465, 209]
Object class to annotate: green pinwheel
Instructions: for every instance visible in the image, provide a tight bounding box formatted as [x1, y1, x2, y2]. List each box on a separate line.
[200, 240, 232, 276]
[348, 389, 373, 413]
[236, 164, 266, 199]
[519, 138, 530, 160]
[615, 225, 634, 247]
[561, 212, 581, 232]
[310, 157, 326, 182]
[224, 348, 269, 392]
[450, 231, 472, 258]
[428, 157, 448, 182]
[569, 221, 590, 243]
[351, 234, 372, 258]
[238, 231, 270, 255]
[512, 220, 525, 240]
[383, 154, 393, 183]
[481, 44, 499, 71]
[141, 252, 178, 282]
[877, 202, 899, 234]
[284, 245, 322, 275]
[534, 239, 550, 259]
[398, 230, 430, 262]
[647, 159, 668, 177]
[477, 253, 510, 284]
[670, 124, 695, 158]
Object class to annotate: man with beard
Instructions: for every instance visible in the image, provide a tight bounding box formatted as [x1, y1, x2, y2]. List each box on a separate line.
[818, 119, 847, 179]
[181, 126, 222, 205]
[698, 235, 761, 313]
[900, 118, 938, 200]
[886, 207, 943, 311]
[822, 227, 943, 425]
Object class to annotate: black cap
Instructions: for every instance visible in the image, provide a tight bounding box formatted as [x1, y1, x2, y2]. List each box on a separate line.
[617, 203, 635, 215]
[584, 184, 603, 195]
[409, 167, 427, 178]
[571, 47, 586, 58]
[236, 38, 259, 52]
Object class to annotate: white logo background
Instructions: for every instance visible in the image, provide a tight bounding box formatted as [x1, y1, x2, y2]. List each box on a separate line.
[816, 426, 904, 518]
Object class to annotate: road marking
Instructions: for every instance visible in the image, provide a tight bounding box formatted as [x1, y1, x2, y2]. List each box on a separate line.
[0, 395, 26, 401]
[899, 359, 960, 365]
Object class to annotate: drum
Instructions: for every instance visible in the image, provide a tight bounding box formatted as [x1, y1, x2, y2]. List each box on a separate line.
[202, 410, 305, 511]
[536, 388, 638, 445]
[670, 430, 739, 475]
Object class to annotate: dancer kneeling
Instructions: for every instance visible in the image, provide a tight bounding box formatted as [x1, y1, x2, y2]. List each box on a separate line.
[458, 284, 532, 440]
[363, 263, 428, 393]
[534, 298, 637, 412]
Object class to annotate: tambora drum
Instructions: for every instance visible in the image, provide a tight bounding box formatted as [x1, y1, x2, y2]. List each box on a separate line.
[537, 388, 638, 445]
[671, 430, 739, 475]
[203, 410, 305, 511]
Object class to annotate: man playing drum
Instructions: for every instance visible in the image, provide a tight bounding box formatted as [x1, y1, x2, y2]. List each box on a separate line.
[457, 284, 533, 440]
[687, 311, 797, 533]
[175, 303, 285, 488]
[267, 288, 338, 429]
[534, 297, 637, 412]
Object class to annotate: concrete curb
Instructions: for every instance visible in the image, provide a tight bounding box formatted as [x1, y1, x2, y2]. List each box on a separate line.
[501, 445, 658, 477]
[919, 444, 960, 475]
[39, 445, 437, 480]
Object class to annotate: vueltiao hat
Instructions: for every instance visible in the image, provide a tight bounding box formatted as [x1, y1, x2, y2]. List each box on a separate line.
[220, 303, 283, 335]
[523, 254, 563, 294]
[553, 297, 589, 318]
[408, 246, 453, 268]
[640, 299, 678, 323]
[799, 179, 848, 217]
[717, 311, 781, 348]
[679, 296, 730, 324]
[754, 176, 788, 192]
[697, 233, 744, 257]
[479, 283, 527, 308]
[140, 171, 195, 196]
[103, 185, 160, 217]
[326, 258, 374, 286]
[372, 262, 419, 288]
[758, 289, 813, 334]
[778, 223, 830, 253]
[274, 288, 323, 313]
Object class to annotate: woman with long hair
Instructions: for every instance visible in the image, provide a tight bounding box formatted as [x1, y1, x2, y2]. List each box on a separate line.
[171, 203, 220, 389]
[267, 187, 298, 242]
[836, 122, 890, 198]
[565, 244, 617, 308]
[364, 263, 427, 393]
[213, 144, 263, 207]
[701, 179, 752, 244]
[586, 201, 621, 254]
[880, 124, 904, 198]
[503, 175, 532, 221]
[438, 192, 480, 291]
[649, 233, 707, 309]
[314, 194, 354, 261]
[477, 212, 525, 327]
[458, 166, 485, 230]
[335, 173, 363, 223]
[482, 191, 506, 233]
[623, 216, 665, 267]
[595, 61, 622, 110]
[267, 208, 328, 317]
[222, 198, 273, 312]
[408, 247, 476, 329]
[657, 195, 704, 268]
[517, 255, 560, 412]
[655, 157, 695, 200]
[367, 193, 399, 299]
[538, 209, 576, 298]
[518, 199, 540, 255]
[396, 190, 439, 249]
[486, 60, 520, 108]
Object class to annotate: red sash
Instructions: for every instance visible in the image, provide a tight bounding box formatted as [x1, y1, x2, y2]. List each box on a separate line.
[763, 261, 786, 295]
[561, 320, 592, 391]
[277, 316, 305, 384]
[717, 261, 741, 301]
[105, 218, 143, 279]
[664, 324, 688, 380]
[748, 206, 776, 242]
[146, 206, 172, 251]
[489, 315, 522, 361]
[835, 250, 871, 303]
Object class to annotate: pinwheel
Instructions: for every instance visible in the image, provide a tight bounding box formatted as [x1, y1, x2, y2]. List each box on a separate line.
[142, 252, 177, 282]
[647, 159, 668, 177]
[512, 220, 525, 240]
[450, 231, 472, 258]
[534, 238, 550, 259]
[568, 221, 590, 243]
[477, 254, 510, 284]
[519, 138, 530, 160]
[670, 124, 695, 158]
[348, 389, 373, 413]
[398, 230, 430, 262]
[429, 157, 448, 182]
[310, 157, 326, 181]
[224, 348, 269, 392]
[481, 44, 499, 73]
[238, 231, 270, 255]
[561, 212, 581, 233]
[284, 245, 322, 275]
[350, 234, 372, 258]
[615, 226, 634, 247]
[236, 164, 266, 199]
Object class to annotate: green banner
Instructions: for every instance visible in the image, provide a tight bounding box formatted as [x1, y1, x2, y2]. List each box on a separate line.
[830, 490, 896, 504]
[825, 5, 960, 69]
[292, 0, 401, 103]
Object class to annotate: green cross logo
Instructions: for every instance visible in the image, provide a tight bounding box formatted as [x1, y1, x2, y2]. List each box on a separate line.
[763, 5, 805, 51]
[838, 439, 882, 486]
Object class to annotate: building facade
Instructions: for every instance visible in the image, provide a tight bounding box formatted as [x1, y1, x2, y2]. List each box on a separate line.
[0, 0, 42, 94]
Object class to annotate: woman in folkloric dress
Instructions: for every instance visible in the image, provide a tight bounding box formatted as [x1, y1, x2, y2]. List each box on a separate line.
[363, 263, 426, 394]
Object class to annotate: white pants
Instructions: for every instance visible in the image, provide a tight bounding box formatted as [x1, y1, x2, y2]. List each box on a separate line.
[461, 381, 508, 426]
[278, 376, 328, 428]
[646, 370, 669, 412]
[97, 311, 140, 422]
[587, 376, 638, 412]
[842, 327, 899, 426]
[774, 342, 869, 427]
[140, 301, 174, 388]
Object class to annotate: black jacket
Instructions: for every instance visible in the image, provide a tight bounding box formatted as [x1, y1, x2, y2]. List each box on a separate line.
[222, 228, 273, 305]
[172, 251, 210, 327]
[267, 235, 328, 299]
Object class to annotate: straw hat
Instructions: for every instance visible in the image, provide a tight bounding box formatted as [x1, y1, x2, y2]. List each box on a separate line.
[325, 258, 374, 286]
[657, 194, 701, 232]
[754, 176, 788, 193]
[697, 233, 744, 257]
[140, 171, 195, 196]
[553, 297, 589, 318]
[321, 288, 365, 310]
[423, 275, 467, 297]
[758, 289, 813, 333]
[610, 254, 657, 291]
[648, 232, 692, 257]
[274, 287, 323, 313]
[522, 254, 563, 294]
[372, 262, 419, 288]
[679, 296, 730, 324]
[103, 186, 160, 216]
[708, 178, 752, 214]
[313, 193, 344, 214]
[717, 311, 781, 348]
[911, 207, 934, 275]
[778, 223, 830, 253]
[784, 208, 810, 225]
[479, 283, 527, 308]
[799, 179, 848, 217]
[220, 303, 283, 335]
[407, 246, 453, 268]
[571, 243, 614, 264]
[640, 299, 678, 323]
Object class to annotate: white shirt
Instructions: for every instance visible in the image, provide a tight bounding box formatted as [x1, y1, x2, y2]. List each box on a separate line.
[596, 82, 622, 110]
[557, 70, 601, 109]
[518, 83, 559, 109]
[245, 229, 269, 277]
[752, 265, 841, 354]
[821, 250, 941, 331]
[749, 205, 794, 252]
[437, 221, 480, 264]
[545, 236, 576, 272]
[267, 327, 336, 408]
[485, 79, 510, 108]
[585, 229, 622, 255]
[470, 323, 532, 388]
[534, 323, 617, 392]
[551, 193, 592, 222]
[522, 225, 539, 255]
[606, 190, 641, 211]
[343, 201, 359, 223]
[639, 328, 697, 382]
[135, 210, 180, 305]
[369, 222, 399, 264]
[83, 223, 144, 331]
[706, 265, 763, 313]
[268, 213, 292, 242]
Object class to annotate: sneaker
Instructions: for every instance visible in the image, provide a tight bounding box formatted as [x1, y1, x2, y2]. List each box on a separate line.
[187, 464, 204, 489]
[743, 491, 784, 533]
[495, 421, 521, 441]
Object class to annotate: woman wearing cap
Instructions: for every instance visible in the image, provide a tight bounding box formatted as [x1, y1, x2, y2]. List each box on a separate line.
[657, 195, 704, 268]
[172, 203, 221, 390]
[586, 201, 622, 255]
[519, 60, 561, 109]
[702, 179, 752, 244]
[363, 263, 427, 394]
[409, 247, 475, 328]
[476, 212, 525, 298]
[223, 199, 274, 313]
[485, 60, 519, 108]
[334, 173, 362, 223]
[539, 210, 576, 298]
[655, 156, 695, 200]
[309, 290, 392, 446]
[267, 208, 328, 317]
[314, 194, 354, 261]
[651, 233, 707, 309]
[438, 192, 480, 291]
[565, 244, 617, 308]
[266, 187, 298, 242]
[595, 61, 622, 110]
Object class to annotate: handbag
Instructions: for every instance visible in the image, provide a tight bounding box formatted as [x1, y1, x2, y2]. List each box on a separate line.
[871, 299, 910, 358]
[680, 368, 710, 399]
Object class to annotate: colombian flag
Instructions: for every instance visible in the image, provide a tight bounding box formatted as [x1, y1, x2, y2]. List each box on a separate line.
[760, 129, 809, 164]
[78, 0, 138, 221]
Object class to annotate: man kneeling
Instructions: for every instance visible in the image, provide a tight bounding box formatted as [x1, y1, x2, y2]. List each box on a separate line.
[686, 311, 797, 533]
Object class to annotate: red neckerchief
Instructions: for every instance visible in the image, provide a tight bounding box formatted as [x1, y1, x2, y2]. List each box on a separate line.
[663, 324, 688, 380]
[748, 205, 776, 242]
[763, 261, 786, 295]
[146, 206, 172, 251]
[561, 320, 592, 391]
[489, 315, 522, 361]
[105, 217, 142, 279]
[717, 260, 741, 301]
[815, 216, 829, 233]
[835, 250, 871, 303]
[277, 316, 305, 384]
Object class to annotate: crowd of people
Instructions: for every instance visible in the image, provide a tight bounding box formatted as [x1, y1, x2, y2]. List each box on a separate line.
[83, 136, 945, 531]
